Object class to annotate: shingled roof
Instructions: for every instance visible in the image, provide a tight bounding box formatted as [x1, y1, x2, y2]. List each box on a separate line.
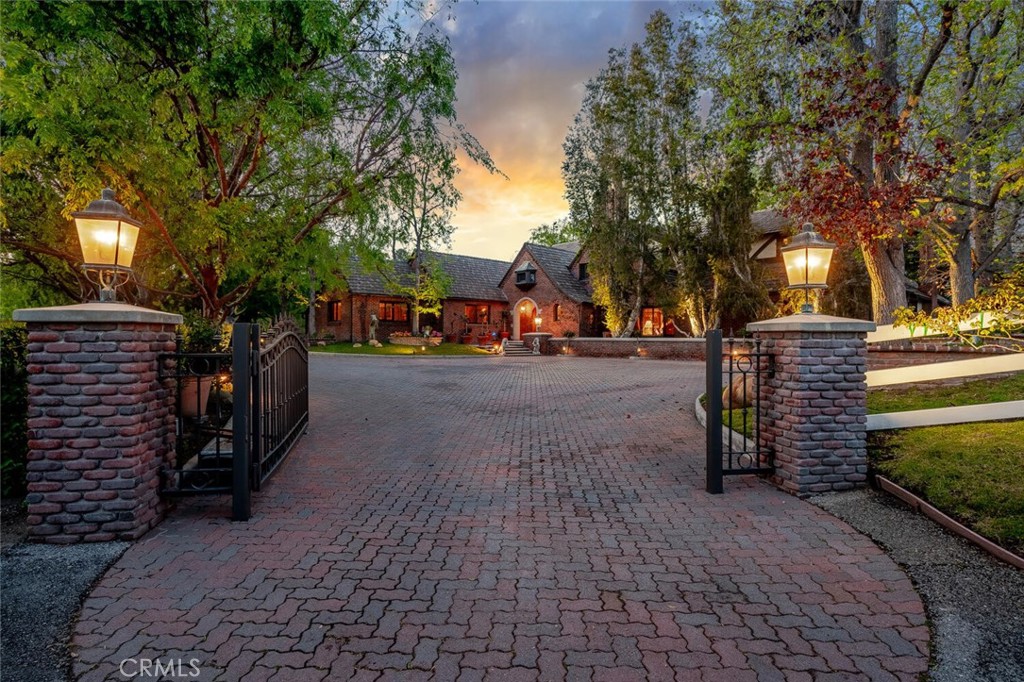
[344, 252, 510, 302]
[521, 243, 592, 303]
[751, 209, 792, 235]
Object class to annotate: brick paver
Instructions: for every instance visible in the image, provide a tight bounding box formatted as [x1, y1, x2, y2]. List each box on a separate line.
[72, 356, 928, 680]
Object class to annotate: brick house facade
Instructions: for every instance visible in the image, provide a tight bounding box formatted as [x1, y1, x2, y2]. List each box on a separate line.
[497, 242, 599, 339]
[320, 209, 923, 342]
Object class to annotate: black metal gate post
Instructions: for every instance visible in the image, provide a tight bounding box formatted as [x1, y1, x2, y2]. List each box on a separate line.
[250, 324, 262, 491]
[706, 329, 723, 494]
[232, 323, 253, 521]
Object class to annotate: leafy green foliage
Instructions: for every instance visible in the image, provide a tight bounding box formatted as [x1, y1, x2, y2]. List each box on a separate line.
[562, 11, 765, 336]
[0, 323, 28, 498]
[529, 218, 584, 247]
[1, 0, 493, 321]
[892, 262, 1024, 350]
[707, 1, 1024, 322]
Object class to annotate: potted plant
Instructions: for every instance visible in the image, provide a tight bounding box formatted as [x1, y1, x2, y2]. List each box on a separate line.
[178, 314, 226, 418]
[461, 328, 474, 344]
[564, 330, 576, 354]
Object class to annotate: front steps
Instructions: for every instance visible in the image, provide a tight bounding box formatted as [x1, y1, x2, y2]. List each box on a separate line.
[502, 340, 535, 357]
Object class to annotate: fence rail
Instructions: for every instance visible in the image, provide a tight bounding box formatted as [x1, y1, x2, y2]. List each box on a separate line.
[865, 346, 1023, 431]
[867, 401, 1024, 431]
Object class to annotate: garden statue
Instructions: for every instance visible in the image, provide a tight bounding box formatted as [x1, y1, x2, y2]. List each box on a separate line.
[531, 337, 540, 355]
[369, 313, 378, 341]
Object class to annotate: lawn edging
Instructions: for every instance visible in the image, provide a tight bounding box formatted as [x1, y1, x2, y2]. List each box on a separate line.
[694, 393, 757, 455]
[876, 474, 1024, 571]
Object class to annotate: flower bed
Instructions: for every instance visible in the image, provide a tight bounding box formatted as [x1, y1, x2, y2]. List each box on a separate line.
[389, 336, 442, 346]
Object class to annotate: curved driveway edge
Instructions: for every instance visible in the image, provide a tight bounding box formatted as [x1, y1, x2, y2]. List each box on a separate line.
[73, 356, 928, 681]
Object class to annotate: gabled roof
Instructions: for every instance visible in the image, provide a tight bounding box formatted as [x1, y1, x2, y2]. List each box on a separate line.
[344, 252, 510, 302]
[751, 209, 792, 235]
[516, 242, 592, 304]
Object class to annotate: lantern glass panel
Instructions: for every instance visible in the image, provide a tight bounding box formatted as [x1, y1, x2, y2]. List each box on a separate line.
[783, 245, 834, 288]
[75, 218, 139, 268]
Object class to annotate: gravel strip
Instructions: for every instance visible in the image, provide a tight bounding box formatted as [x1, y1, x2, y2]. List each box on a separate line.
[1, 540, 129, 682]
[812, 488, 1024, 682]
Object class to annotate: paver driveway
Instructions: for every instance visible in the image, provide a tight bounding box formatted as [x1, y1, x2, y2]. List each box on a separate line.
[74, 356, 928, 681]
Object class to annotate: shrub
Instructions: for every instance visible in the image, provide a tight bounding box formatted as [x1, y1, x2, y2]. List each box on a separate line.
[1, 323, 28, 498]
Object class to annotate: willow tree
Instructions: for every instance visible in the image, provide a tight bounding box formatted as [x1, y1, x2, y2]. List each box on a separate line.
[1, 0, 493, 320]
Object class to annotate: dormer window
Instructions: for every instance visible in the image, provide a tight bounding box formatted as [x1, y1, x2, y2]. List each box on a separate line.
[578, 262, 589, 280]
[515, 261, 537, 288]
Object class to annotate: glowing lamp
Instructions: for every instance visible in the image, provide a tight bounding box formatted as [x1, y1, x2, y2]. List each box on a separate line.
[72, 189, 143, 301]
[781, 222, 836, 314]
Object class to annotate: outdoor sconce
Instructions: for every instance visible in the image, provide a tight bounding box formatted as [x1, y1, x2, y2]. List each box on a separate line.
[72, 188, 142, 302]
[534, 317, 542, 328]
[781, 222, 836, 314]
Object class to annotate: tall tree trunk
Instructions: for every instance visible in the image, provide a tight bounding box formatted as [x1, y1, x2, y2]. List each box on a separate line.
[949, 236, 974, 305]
[864, 0, 908, 323]
[861, 240, 907, 323]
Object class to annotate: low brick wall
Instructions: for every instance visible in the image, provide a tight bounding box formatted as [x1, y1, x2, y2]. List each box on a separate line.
[867, 338, 1016, 370]
[540, 336, 754, 361]
[15, 304, 181, 544]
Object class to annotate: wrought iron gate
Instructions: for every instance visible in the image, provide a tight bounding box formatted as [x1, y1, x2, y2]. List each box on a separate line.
[161, 320, 309, 520]
[705, 329, 774, 494]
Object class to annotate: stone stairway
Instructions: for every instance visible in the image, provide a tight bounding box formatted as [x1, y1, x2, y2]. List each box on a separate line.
[501, 340, 535, 357]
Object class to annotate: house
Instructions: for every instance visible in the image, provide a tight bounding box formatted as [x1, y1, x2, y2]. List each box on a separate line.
[317, 252, 510, 342]
[318, 208, 936, 342]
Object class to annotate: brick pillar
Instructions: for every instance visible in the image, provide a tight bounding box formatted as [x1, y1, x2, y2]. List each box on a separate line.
[13, 303, 182, 543]
[746, 314, 876, 497]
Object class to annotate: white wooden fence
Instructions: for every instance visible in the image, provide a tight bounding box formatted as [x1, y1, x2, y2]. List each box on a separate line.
[865, 344, 1024, 431]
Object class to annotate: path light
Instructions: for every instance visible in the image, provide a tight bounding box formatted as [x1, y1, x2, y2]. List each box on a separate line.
[781, 222, 836, 314]
[72, 188, 142, 302]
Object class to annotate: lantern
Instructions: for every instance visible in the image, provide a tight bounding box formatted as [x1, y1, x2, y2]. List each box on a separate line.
[72, 189, 142, 302]
[781, 222, 836, 314]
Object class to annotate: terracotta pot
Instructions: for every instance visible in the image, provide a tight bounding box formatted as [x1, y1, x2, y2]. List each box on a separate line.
[461, 334, 474, 344]
[180, 376, 214, 417]
[446, 334, 457, 343]
[500, 331, 510, 340]
[477, 335, 490, 346]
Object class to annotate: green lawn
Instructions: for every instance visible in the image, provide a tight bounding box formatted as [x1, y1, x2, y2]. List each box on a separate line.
[868, 373, 1024, 554]
[312, 341, 492, 356]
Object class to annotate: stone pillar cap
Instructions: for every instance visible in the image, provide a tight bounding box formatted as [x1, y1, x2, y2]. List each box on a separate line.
[13, 303, 183, 325]
[747, 313, 876, 333]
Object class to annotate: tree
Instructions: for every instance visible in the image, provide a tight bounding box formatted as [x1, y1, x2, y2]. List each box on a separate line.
[379, 132, 461, 334]
[528, 217, 584, 247]
[707, 0, 1023, 322]
[1, 0, 494, 320]
[563, 11, 765, 336]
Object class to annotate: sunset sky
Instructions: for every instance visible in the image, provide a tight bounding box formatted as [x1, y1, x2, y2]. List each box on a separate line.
[438, 0, 701, 261]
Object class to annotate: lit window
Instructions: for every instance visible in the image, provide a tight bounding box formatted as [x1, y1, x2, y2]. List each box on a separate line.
[637, 308, 663, 336]
[553, 304, 560, 321]
[378, 301, 409, 321]
[327, 301, 343, 322]
[465, 304, 490, 324]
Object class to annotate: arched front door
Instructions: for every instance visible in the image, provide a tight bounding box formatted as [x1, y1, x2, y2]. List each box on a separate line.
[514, 299, 537, 340]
